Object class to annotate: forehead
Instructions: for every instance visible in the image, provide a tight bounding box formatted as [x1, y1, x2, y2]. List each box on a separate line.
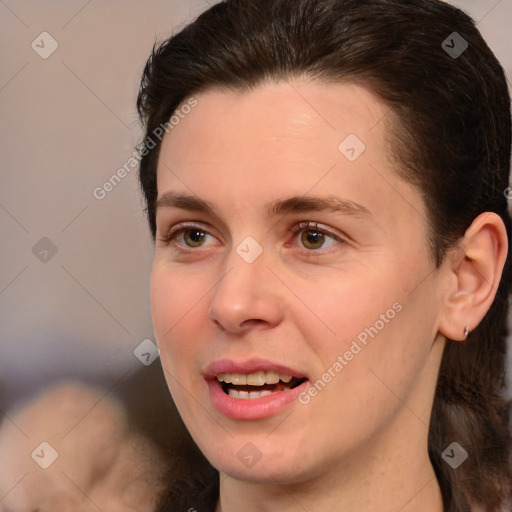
[160, 80, 391, 169]
[155, 80, 426, 228]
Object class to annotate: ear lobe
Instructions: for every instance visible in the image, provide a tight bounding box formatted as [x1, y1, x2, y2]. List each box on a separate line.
[438, 212, 508, 342]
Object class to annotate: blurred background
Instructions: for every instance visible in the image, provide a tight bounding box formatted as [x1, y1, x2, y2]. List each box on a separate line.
[0, 0, 511, 421]
[0, 0, 218, 410]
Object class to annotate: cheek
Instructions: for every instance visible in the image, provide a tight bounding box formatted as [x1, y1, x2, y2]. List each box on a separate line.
[150, 264, 209, 362]
[150, 265, 213, 417]
[315, 273, 438, 403]
[291, 268, 401, 361]
[293, 258, 437, 410]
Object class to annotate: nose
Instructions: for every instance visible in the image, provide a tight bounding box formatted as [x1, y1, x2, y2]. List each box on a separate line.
[208, 247, 284, 334]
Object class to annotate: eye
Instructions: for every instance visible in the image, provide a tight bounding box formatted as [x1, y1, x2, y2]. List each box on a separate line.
[289, 221, 344, 251]
[159, 222, 218, 249]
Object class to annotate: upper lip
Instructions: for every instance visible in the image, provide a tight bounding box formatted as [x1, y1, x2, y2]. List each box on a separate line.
[204, 358, 308, 380]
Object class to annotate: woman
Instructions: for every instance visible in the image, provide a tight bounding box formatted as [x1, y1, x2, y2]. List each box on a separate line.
[137, 0, 512, 510]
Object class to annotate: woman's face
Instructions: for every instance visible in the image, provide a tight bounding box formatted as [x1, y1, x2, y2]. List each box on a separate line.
[150, 81, 448, 484]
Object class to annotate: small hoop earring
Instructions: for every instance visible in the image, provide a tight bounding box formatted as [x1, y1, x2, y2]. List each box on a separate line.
[463, 326, 470, 339]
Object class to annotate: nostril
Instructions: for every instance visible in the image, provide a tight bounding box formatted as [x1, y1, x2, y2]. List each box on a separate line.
[240, 318, 266, 329]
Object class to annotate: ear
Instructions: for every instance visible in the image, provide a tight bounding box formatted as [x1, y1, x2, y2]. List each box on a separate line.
[438, 212, 508, 341]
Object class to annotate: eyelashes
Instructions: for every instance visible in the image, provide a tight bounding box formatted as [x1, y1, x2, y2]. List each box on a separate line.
[158, 221, 217, 247]
[287, 221, 343, 251]
[158, 220, 346, 253]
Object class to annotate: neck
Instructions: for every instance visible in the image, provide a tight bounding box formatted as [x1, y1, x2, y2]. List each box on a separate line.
[217, 447, 443, 512]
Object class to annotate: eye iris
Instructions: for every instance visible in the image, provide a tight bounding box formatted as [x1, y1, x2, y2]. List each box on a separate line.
[184, 229, 206, 247]
[301, 230, 324, 249]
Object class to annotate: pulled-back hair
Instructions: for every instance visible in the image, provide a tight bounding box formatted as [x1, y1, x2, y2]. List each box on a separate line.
[137, 1, 512, 510]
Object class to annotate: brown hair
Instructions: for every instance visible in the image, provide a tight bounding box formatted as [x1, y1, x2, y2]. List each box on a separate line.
[137, 1, 512, 510]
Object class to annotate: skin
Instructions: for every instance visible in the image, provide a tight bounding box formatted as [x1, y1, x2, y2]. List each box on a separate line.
[150, 80, 508, 512]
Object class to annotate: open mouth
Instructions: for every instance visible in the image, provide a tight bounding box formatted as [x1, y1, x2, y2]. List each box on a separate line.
[216, 370, 308, 400]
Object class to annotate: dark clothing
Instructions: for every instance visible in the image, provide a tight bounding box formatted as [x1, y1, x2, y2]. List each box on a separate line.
[158, 467, 220, 512]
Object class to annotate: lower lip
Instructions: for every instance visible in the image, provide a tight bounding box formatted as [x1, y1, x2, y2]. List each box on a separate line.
[207, 379, 309, 420]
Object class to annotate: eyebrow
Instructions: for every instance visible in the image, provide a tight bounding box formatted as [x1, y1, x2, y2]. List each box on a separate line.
[155, 192, 372, 219]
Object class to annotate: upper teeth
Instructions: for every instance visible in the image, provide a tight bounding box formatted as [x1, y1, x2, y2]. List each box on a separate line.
[216, 371, 293, 385]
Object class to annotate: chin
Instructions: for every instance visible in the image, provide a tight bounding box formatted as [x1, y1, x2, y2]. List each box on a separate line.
[217, 459, 312, 485]
[198, 434, 321, 485]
